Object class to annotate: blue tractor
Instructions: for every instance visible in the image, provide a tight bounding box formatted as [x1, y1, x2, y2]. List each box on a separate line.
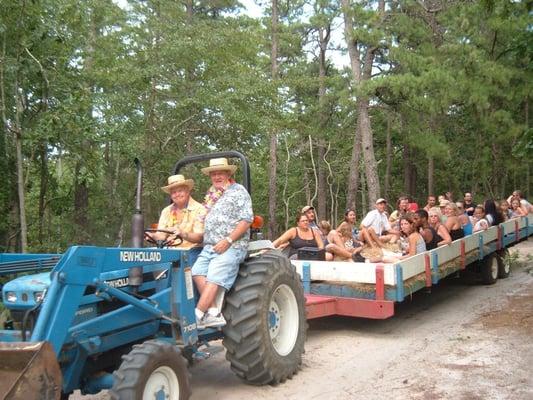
[0, 151, 306, 400]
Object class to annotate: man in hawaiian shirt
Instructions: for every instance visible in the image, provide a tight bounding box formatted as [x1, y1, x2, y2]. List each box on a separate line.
[192, 158, 253, 329]
[153, 174, 206, 254]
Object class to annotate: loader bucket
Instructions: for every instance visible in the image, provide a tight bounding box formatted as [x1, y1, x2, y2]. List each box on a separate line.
[0, 341, 62, 400]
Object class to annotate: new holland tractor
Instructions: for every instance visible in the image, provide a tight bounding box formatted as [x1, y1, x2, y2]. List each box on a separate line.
[0, 151, 306, 400]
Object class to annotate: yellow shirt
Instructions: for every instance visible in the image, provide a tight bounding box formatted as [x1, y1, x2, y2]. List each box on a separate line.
[157, 197, 206, 249]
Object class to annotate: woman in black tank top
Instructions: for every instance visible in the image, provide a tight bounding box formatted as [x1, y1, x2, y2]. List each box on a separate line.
[272, 213, 325, 258]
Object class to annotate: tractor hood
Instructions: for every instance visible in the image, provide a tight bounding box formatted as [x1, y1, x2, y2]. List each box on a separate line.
[2, 273, 50, 311]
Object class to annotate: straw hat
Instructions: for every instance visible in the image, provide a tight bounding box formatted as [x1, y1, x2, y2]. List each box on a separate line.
[439, 199, 450, 207]
[201, 158, 237, 175]
[161, 174, 194, 193]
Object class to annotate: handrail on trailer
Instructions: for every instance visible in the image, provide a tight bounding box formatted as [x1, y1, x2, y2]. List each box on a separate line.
[302, 214, 533, 320]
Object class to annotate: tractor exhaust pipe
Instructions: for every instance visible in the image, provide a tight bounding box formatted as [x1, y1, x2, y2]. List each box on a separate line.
[129, 158, 144, 288]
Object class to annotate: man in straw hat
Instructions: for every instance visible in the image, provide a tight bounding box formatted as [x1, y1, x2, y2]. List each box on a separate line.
[152, 174, 206, 252]
[192, 158, 253, 329]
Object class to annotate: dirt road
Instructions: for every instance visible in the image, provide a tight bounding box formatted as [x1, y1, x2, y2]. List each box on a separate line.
[75, 238, 533, 400]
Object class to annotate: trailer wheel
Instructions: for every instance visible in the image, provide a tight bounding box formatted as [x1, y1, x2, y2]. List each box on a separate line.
[496, 249, 511, 279]
[109, 340, 191, 400]
[480, 253, 498, 285]
[222, 250, 306, 385]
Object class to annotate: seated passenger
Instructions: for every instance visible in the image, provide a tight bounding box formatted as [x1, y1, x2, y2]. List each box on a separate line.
[273, 212, 325, 259]
[498, 200, 512, 221]
[507, 190, 533, 213]
[317, 220, 334, 261]
[463, 192, 475, 216]
[151, 174, 206, 256]
[382, 215, 426, 263]
[424, 195, 437, 212]
[510, 198, 527, 218]
[472, 205, 489, 232]
[455, 202, 473, 235]
[414, 209, 441, 251]
[484, 199, 504, 226]
[428, 207, 452, 247]
[438, 199, 450, 223]
[326, 221, 364, 262]
[443, 202, 464, 241]
[359, 198, 398, 249]
[301, 205, 319, 230]
[389, 196, 409, 229]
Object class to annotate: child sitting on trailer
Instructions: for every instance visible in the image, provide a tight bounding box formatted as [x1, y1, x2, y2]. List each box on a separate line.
[325, 221, 365, 262]
[472, 206, 490, 232]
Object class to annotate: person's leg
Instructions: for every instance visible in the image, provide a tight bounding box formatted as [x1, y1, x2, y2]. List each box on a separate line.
[196, 247, 246, 328]
[326, 243, 353, 260]
[193, 275, 207, 295]
[363, 227, 382, 248]
[196, 282, 219, 311]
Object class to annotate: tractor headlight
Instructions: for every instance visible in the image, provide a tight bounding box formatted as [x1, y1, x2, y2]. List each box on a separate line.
[34, 291, 45, 302]
[5, 291, 17, 303]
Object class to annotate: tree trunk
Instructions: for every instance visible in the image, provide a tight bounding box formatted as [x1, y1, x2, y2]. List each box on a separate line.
[359, 100, 380, 204]
[14, 77, 27, 252]
[268, 0, 279, 239]
[428, 156, 434, 196]
[342, 0, 383, 208]
[38, 143, 48, 245]
[317, 22, 330, 222]
[384, 113, 392, 199]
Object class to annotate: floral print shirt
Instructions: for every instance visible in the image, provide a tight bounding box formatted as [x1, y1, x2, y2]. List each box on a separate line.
[204, 183, 253, 250]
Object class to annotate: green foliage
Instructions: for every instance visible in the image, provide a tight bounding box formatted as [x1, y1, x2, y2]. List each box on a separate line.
[0, 0, 530, 250]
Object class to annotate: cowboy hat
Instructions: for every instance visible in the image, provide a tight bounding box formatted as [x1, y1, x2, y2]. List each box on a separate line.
[201, 158, 237, 175]
[161, 174, 194, 193]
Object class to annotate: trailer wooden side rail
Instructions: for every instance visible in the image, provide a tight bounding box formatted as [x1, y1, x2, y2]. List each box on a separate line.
[297, 214, 532, 320]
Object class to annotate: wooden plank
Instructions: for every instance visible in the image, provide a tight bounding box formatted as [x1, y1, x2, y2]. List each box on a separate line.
[291, 260, 397, 285]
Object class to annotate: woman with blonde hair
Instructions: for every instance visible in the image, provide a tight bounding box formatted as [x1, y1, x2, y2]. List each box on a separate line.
[428, 207, 452, 246]
[326, 221, 365, 262]
[443, 202, 464, 240]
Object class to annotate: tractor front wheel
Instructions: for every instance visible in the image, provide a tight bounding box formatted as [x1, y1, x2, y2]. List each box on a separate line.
[109, 340, 191, 400]
[222, 250, 306, 385]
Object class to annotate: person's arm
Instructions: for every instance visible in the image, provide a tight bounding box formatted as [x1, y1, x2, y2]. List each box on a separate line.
[437, 225, 452, 246]
[444, 216, 454, 232]
[213, 220, 252, 254]
[272, 228, 296, 248]
[315, 232, 325, 250]
[400, 234, 418, 259]
[419, 227, 432, 243]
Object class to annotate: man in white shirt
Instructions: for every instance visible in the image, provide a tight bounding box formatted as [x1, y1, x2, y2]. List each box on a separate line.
[359, 198, 399, 248]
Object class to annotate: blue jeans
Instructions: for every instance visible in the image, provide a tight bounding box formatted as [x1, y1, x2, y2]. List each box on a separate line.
[191, 245, 247, 290]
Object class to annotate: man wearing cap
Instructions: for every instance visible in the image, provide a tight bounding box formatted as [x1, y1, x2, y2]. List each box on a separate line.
[192, 158, 253, 329]
[152, 174, 206, 253]
[301, 205, 319, 230]
[359, 198, 398, 248]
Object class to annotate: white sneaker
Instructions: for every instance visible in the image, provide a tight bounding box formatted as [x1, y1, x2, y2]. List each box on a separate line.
[197, 313, 226, 329]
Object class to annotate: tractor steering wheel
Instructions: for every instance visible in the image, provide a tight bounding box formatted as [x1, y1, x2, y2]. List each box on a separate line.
[144, 228, 183, 249]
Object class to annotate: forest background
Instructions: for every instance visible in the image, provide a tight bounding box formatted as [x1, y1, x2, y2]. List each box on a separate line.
[0, 0, 531, 253]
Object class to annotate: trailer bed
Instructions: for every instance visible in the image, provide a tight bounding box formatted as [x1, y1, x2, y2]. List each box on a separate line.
[297, 214, 532, 320]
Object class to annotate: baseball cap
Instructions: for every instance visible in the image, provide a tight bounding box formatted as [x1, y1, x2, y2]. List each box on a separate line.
[375, 198, 387, 205]
[301, 205, 314, 213]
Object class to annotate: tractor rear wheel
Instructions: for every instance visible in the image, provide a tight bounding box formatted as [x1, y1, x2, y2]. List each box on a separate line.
[109, 340, 191, 400]
[222, 250, 306, 385]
